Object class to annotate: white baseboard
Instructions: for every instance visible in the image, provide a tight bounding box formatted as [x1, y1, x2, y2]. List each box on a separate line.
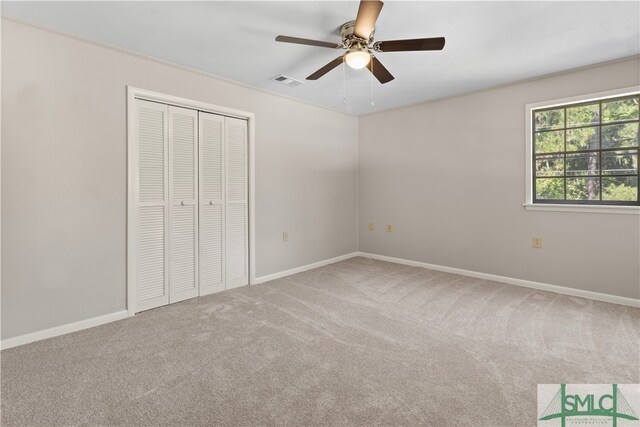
[357, 252, 640, 308]
[1, 310, 129, 351]
[1, 253, 359, 351]
[6, 250, 633, 351]
[253, 252, 359, 284]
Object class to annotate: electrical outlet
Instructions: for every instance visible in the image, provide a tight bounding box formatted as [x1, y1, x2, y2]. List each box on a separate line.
[387, 224, 393, 233]
[283, 232, 288, 242]
[368, 223, 374, 231]
[532, 237, 542, 248]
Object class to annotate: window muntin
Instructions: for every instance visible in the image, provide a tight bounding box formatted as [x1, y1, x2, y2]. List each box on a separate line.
[532, 94, 639, 205]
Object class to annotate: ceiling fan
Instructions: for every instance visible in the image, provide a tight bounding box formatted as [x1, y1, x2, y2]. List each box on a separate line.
[275, 0, 445, 84]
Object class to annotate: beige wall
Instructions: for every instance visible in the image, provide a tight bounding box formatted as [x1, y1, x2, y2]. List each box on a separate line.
[1, 19, 358, 340]
[359, 57, 640, 300]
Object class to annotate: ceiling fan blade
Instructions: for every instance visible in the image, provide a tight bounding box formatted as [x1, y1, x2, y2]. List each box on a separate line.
[307, 55, 345, 80]
[375, 37, 445, 52]
[367, 55, 394, 84]
[354, 0, 384, 40]
[275, 35, 341, 49]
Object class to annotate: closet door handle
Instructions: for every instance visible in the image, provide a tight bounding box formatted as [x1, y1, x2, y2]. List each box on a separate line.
[181, 201, 185, 206]
[210, 201, 213, 205]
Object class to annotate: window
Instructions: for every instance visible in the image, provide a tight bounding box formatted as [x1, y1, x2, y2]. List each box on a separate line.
[531, 93, 639, 206]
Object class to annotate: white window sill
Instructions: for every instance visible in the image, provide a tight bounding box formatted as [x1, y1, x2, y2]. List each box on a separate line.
[523, 203, 640, 215]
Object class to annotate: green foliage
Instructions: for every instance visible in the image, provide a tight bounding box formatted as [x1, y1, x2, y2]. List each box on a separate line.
[536, 155, 563, 176]
[537, 177, 638, 202]
[566, 103, 598, 127]
[566, 152, 598, 176]
[602, 123, 638, 148]
[603, 177, 638, 202]
[535, 130, 564, 153]
[534, 109, 564, 131]
[602, 98, 639, 123]
[566, 177, 599, 200]
[567, 127, 598, 151]
[603, 183, 637, 201]
[602, 151, 637, 175]
[536, 178, 563, 199]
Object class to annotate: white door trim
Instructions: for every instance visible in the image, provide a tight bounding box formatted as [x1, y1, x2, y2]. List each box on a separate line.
[127, 86, 256, 317]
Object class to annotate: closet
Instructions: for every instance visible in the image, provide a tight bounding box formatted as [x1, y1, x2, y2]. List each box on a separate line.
[131, 98, 248, 312]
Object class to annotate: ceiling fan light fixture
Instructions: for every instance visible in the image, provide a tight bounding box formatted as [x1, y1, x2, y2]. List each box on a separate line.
[345, 48, 371, 69]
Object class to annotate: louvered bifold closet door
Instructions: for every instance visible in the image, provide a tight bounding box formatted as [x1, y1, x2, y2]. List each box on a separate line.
[198, 112, 225, 296]
[135, 100, 170, 311]
[225, 117, 249, 289]
[168, 106, 199, 303]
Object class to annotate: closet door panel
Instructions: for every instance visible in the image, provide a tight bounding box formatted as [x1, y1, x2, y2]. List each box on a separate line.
[137, 206, 166, 302]
[135, 100, 169, 311]
[200, 203, 223, 294]
[199, 112, 225, 295]
[226, 203, 247, 285]
[170, 204, 197, 295]
[169, 106, 199, 303]
[200, 114, 224, 202]
[225, 117, 248, 289]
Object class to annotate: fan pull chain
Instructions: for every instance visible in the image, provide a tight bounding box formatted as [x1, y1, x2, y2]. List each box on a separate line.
[342, 58, 347, 104]
[370, 58, 375, 106]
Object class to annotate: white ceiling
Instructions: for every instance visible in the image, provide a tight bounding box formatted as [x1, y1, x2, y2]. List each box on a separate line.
[3, 1, 639, 115]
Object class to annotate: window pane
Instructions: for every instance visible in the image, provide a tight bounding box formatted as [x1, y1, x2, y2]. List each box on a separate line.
[534, 109, 564, 131]
[601, 122, 639, 148]
[566, 103, 599, 128]
[534, 130, 564, 153]
[536, 155, 564, 177]
[602, 97, 639, 123]
[567, 127, 599, 151]
[531, 93, 639, 206]
[602, 150, 638, 175]
[602, 176, 638, 201]
[566, 152, 598, 176]
[566, 177, 600, 201]
[536, 178, 564, 200]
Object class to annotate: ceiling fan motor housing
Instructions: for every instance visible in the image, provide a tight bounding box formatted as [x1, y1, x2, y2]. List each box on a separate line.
[340, 20, 375, 48]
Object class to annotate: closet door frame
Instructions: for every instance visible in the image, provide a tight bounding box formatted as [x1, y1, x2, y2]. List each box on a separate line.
[127, 86, 255, 316]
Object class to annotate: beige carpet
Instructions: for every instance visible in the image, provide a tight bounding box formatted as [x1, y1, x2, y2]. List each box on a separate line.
[2, 257, 639, 426]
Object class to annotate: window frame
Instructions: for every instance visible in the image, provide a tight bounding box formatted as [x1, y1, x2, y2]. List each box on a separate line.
[524, 86, 640, 215]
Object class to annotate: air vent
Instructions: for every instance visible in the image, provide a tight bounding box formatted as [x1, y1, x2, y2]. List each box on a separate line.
[271, 75, 303, 88]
